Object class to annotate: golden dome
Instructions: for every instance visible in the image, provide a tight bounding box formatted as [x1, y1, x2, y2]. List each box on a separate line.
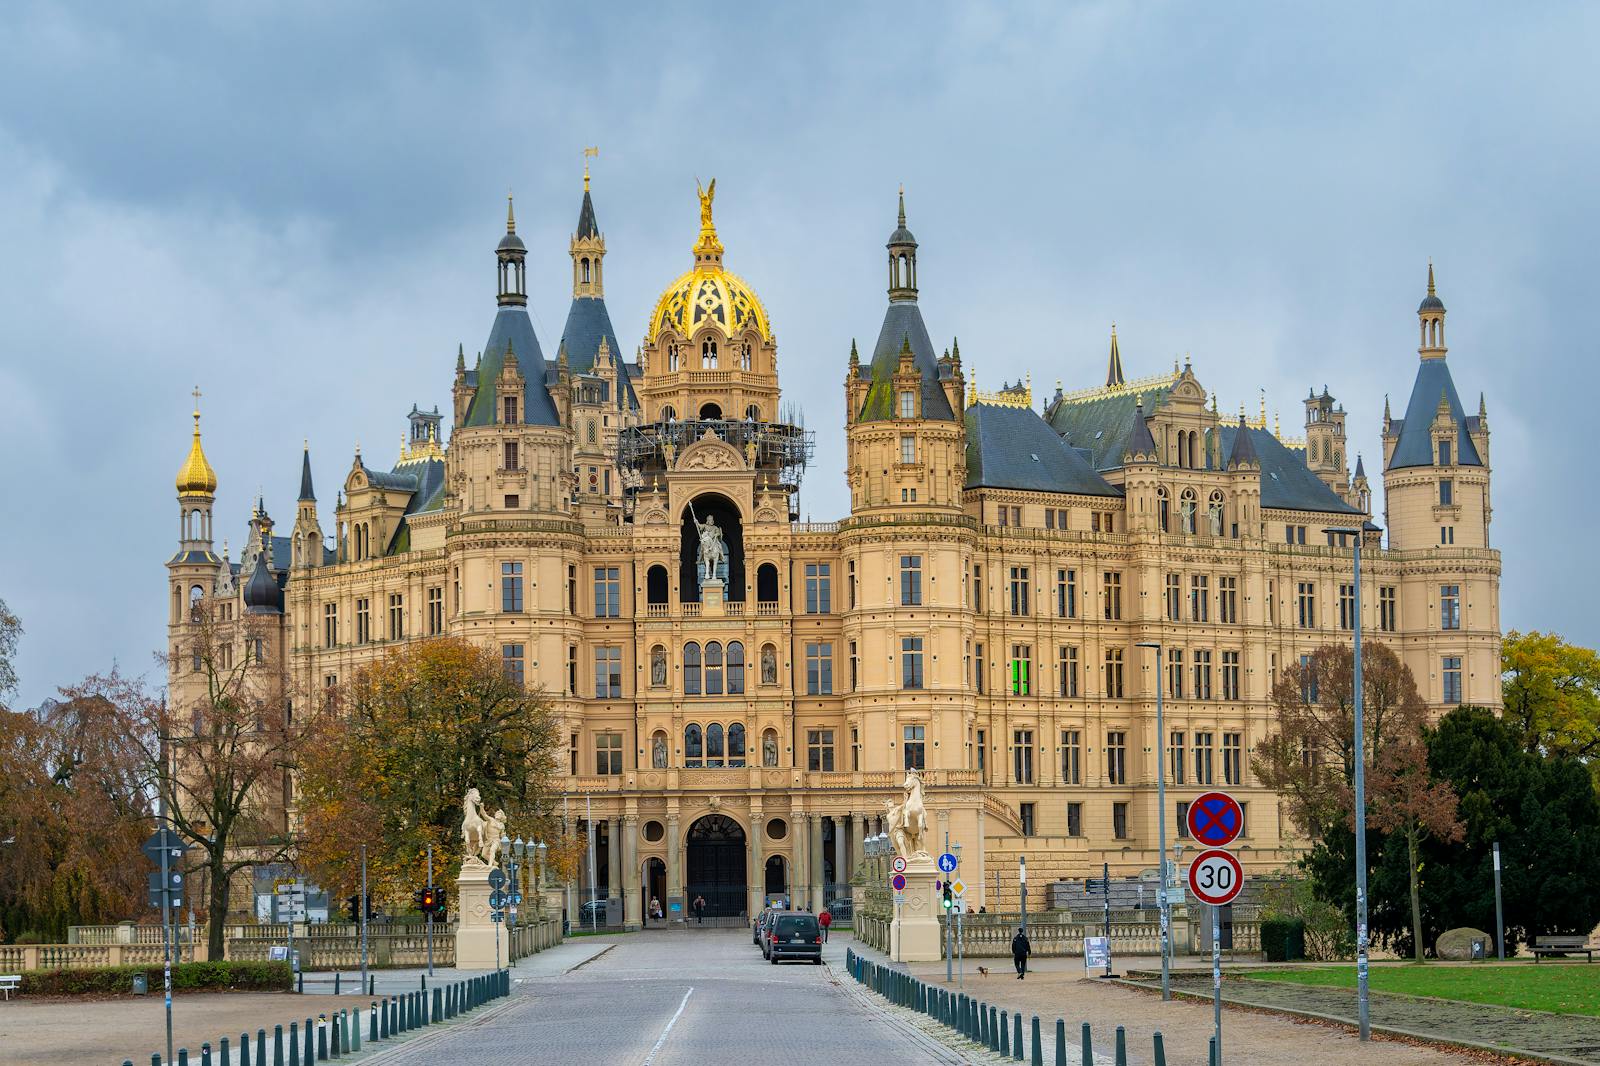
[646, 180, 773, 345]
[176, 405, 217, 496]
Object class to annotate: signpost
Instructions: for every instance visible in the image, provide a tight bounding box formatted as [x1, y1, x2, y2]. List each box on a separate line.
[144, 821, 188, 1066]
[890, 874, 906, 892]
[891, 856, 908, 875]
[1187, 790, 1245, 1066]
[488, 868, 507, 970]
[1085, 863, 1114, 977]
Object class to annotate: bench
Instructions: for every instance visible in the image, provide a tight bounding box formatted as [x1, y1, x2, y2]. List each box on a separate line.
[0, 975, 19, 1000]
[1532, 934, 1594, 962]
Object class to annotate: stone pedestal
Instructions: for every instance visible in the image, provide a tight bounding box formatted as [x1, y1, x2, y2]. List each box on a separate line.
[701, 578, 724, 616]
[455, 862, 503, 969]
[890, 854, 943, 962]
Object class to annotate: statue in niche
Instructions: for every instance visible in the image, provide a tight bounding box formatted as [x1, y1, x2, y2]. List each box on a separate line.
[1208, 502, 1224, 537]
[651, 646, 668, 687]
[762, 731, 778, 767]
[760, 645, 778, 686]
[652, 734, 668, 769]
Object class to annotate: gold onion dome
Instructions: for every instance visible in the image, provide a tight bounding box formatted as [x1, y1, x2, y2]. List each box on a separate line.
[176, 403, 218, 496]
[646, 179, 772, 345]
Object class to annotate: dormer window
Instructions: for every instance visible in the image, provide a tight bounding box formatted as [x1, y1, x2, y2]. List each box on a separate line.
[899, 391, 915, 418]
[502, 396, 519, 424]
[1438, 439, 1452, 466]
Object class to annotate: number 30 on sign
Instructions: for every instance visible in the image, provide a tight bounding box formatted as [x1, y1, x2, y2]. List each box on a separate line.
[1187, 848, 1244, 906]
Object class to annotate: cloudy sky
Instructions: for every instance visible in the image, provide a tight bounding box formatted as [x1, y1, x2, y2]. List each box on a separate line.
[2, 3, 1595, 709]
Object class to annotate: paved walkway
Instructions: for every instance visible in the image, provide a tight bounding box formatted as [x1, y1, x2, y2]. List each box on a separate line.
[1143, 970, 1600, 1064]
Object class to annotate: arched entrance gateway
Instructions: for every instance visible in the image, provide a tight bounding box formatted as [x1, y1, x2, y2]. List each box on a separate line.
[685, 814, 747, 920]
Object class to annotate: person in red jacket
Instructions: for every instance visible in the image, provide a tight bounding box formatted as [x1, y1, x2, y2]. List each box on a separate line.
[818, 908, 832, 943]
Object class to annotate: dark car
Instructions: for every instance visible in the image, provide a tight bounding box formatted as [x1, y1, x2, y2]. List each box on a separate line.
[756, 909, 781, 950]
[766, 912, 823, 964]
[577, 899, 608, 926]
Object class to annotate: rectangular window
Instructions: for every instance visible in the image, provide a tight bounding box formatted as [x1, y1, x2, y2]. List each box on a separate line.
[595, 731, 623, 776]
[1218, 576, 1238, 624]
[805, 642, 833, 695]
[899, 390, 915, 418]
[1379, 586, 1398, 632]
[1439, 478, 1454, 506]
[1193, 650, 1213, 700]
[381, 594, 401, 642]
[849, 640, 859, 692]
[1010, 644, 1032, 696]
[1441, 525, 1455, 544]
[567, 565, 577, 616]
[502, 396, 518, 424]
[804, 563, 831, 614]
[1438, 439, 1452, 466]
[1104, 647, 1125, 698]
[1057, 568, 1076, 618]
[1338, 583, 1356, 630]
[323, 602, 338, 647]
[1168, 649, 1184, 700]
[1009, 566, 1030, 616]
[1103, 571, 1123, 620]
[975, 727, 986, 778]
[1019, 802, 1036, 837]
[1066, 802, 1083, 837]
[848, 559, 857, 609]
[974, 642, 985, 694]
[355, 598, 370, 644]
[502, 643, 525, 687]
[1223, 731, 1243, 786]
[901, 636, 925, 690]
[501, 561, 524, 613]
[593, 567, 621, 618]
[1440, 584, 1461, 630]
[503, 494, 519, 510]
[1165, 573, 1182, 621]
[594, 646, 622, 699]
[1013, 729, 1035, 784]
[1060, 729, 1081, 784]
[807, 729, 835, 772]
[900, 555, 922, 606]
[567, 645, 577, 696]
[1112, 802, 1129, 840]
[503, 441, 520, 470]
[1221, 650, 1241, 701]
[1299, 653, 1319, 703]
[1106, 730, 1127, 784]
[1190, 575, 1211, 622]
[426, 586, 443, 635]
[1297, 582, 1316, 628]
[973, 565, 983, 612]
[1442, 656, 1463, 704]
[1169, 731, 1186, 785]
[1176, 800, 1191, 838]
[1194, 732, 1214, 785]
[1058, 646, 1079, 698]
[998, 505, 1007, 527]
[900, 434, 916, 464]
[903, 724, 925, 770]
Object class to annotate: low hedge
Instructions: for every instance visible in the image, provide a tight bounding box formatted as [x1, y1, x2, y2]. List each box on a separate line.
[21, 960, 292, 997]
[1260, 917, 1307, 962]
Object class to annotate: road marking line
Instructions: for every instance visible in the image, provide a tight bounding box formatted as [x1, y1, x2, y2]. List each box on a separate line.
[642, 986, 693, 1065]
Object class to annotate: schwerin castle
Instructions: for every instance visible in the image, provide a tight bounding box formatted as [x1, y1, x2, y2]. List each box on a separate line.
[167, 170, 1500, 927]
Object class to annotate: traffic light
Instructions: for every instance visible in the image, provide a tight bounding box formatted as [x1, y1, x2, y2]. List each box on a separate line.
[345, 895, 360, 923]
[413, 888, 425, 911]
[419, 887, 441, 913]
[942, 882, 953, 910]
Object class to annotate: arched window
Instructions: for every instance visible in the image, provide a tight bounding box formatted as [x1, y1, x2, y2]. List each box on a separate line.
[728, 723, 747, 766]
[581, 257, 591, 283]
[699, 402, 722, 420]
[661, 405, 677, 422]
[1156, 487, 1170, 533]
[745, 404, 761, 422]
[1208, 491, 1225, 537]
[1180, 489, 1198, 534]
[684, 642, 702, 695]
[646, 565, 669, 605]
[706, 722, 725, 766]
[1191, 431, 1200, 469]
[684, 723, 703, 767]
[756, 563, 779, 602]
[701, 339, 718, 368]
[668, 346, 680, 372]
[189, 585, 205, 621]
[741, 342, 752, 371]
[704, 641, 724, 695]
[727, 641, 745, 694]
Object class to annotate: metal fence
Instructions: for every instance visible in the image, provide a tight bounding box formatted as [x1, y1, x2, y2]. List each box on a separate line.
[854, 907, 1260, 959]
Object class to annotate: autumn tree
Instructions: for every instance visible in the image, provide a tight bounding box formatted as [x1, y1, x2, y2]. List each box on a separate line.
[1369, 734, 1464, 960]
[296, 638, 564, 907]
[131, 607, 307, 958]
[0, 595, 20, 703]
[1502, 630, 1600, 768]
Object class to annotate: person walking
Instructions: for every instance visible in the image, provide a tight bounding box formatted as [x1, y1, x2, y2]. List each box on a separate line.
[818, 907, 832, 943]
[693, 894, 706, 924]
[1011, 926, 1032, 979]
[649, 896, 662, 924]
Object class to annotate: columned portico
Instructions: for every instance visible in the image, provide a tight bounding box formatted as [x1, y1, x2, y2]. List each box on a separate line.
[622, 814, 641, 930]
[747, 807, 765, 915]
[607, 819, 622, 922]
[809, 815, 825, 909]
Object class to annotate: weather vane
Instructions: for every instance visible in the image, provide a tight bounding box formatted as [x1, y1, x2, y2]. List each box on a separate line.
[584, 146, 598, 188]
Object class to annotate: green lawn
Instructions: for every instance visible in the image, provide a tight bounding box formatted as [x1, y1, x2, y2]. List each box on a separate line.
[1243, 963, 1600, 1017]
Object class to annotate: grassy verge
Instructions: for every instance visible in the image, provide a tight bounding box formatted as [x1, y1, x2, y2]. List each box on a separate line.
[1242, 963, 1600, 1017]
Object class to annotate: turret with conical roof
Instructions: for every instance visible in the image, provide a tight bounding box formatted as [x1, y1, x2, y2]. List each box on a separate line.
[292, 441, 324, 569]
[1105, 325, 1125, 388]
[460, 200, 558, 429]
[857, 189, 956, 423]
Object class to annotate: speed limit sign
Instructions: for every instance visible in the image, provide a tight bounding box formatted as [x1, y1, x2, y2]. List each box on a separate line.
[1187, 848, 1244, 906]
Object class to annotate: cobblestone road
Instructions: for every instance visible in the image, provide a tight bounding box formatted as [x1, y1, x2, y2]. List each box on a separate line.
[367, 929, 976, 1066]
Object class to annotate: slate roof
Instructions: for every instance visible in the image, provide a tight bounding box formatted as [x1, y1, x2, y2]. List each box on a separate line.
[1216, 425, 1360, 514]
[298, 449, 315, 501]
[964, 402, 1120, 497]
[463, 306, 560, 427]
[558, 295, 636, 408]
[859, 302, 955, 422]
[1226, 417, 1258, 467]
[1387, 357, 1482, 470]
[576, 189, 599, 239]
[385, 457, 446, 554]
[1048, 384, 1177, 471]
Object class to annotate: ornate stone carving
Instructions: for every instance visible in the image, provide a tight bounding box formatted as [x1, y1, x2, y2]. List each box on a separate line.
[883, 773, 930, 859]
[460, 787, 507, 868]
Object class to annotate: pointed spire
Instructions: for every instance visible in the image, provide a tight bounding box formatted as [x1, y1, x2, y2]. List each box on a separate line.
[175, 386, 218, 496]
[1105, 324, 1125, 388]
[1427, 259, 1436, 295]
[1227, 416, 1259, 469]
[1124, 398, 1159, 462]
[456, 343, 466, 372]
[299, 441, 315, 502]
[1354, 453, 1367, 479]
[898, 184, 906, 228]
[506, 191, 516, 234]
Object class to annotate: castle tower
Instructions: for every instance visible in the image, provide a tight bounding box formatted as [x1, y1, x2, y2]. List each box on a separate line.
[168, 389, 220, 624]
[291, 442, 323, 569]
[1302, 386, 1349, 494]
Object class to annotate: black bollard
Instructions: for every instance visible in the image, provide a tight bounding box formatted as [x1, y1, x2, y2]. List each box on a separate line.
[368, 974, 374, 996]
[288, 1022, 299, 1066]
[258, 1027, 268, 1066]
[1209, 1035, 1218, 1066]
[334, 972, 341, 996]
[1001, 1011, 1011, 1057]
[1115, 1025, 1127, 1066]
[153, 1055, 162, 1066]
[297, 970, 303, 995]
[369, 1003, 377, 1042]
[421, 973, 426, 993]
[331, 1013, 341, 1058]
[274, 1023, 285, 1066]
[1032, 1016, 1043, 1066]
[218, 1039, 227, 1066]
[1081, 1022, 1094, 1066]
[1056, 1019, 1068, 1066]
[178, 1049, 188, 1066]
[317, 1014, 328, 1061]
[302, 1017, 313, 1065]
[1013, 1012, 1023, 1061]
[979, 1002, 988, 1046]
[1153, 1031, 1166, 1066]
[378, 999, 388, 1040]
[433, 986, 442, 1022]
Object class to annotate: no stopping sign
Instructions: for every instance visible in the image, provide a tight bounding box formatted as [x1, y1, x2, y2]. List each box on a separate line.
[1187, 849, 1244, 906]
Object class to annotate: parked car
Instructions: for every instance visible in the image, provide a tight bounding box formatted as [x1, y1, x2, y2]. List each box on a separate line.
[752, 908, 777, 946]
[756, 908, 781, 949]
[577, 899, 608, 926]
[766, 912, 823, 964]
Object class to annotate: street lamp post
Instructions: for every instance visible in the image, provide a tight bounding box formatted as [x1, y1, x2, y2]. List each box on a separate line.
[536, 839, 548, 920]
[1326, 525, 1370, 1040]
[1136, 640, 1171, 1002]
[1018, 855, 1028, 933]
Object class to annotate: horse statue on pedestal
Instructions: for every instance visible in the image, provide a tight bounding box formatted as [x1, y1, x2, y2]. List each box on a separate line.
[885, 772, 930, 859]
[460, 788, 506, 867]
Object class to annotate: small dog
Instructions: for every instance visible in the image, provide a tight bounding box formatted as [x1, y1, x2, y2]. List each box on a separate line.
[977, 966, 990, 977]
